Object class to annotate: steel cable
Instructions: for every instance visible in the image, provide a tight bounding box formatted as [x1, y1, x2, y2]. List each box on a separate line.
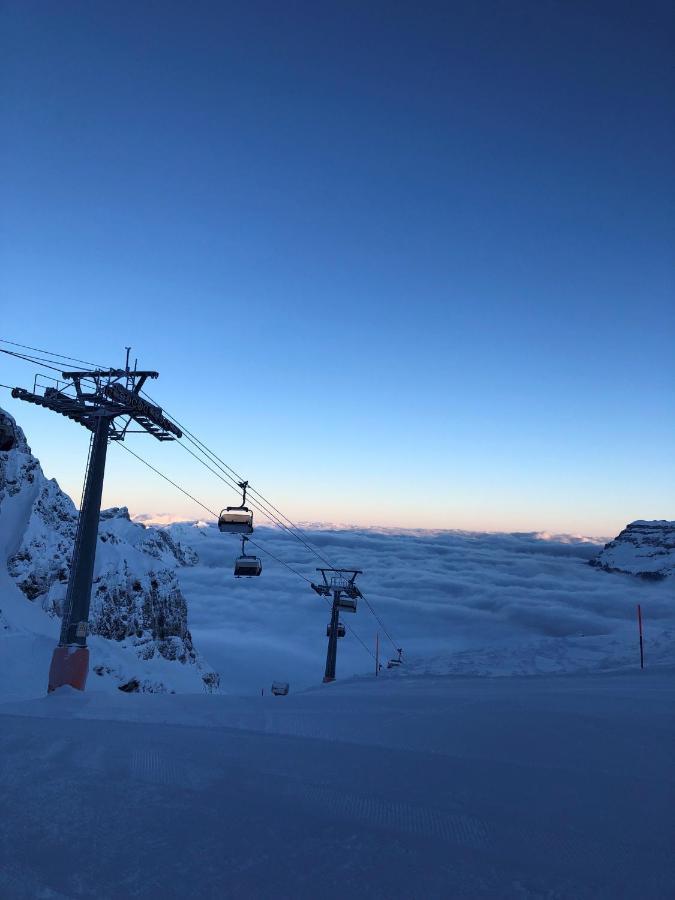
[142, 393, 400, 651]
[115, 443, 376, 661]
[3, 338, 394, 658]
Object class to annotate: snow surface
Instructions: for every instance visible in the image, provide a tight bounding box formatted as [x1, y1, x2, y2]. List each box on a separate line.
[0, 668, 673, 898]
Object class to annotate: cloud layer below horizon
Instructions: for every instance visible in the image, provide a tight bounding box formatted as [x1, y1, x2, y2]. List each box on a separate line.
[167, 524, 674, 694]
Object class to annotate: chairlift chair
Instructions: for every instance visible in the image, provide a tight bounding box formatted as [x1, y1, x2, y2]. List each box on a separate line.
[387, 647, 404, 669]
[337, 596, 358, 614]
[271, 681, 289, 696]
[218, 480, 254, 534]
[234, 536, 262, 577]
[219, 510, 253, 534]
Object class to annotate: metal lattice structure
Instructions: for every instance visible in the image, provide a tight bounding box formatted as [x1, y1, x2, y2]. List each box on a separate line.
[11, 354, 181, 692]
[12, 368, 181, 441]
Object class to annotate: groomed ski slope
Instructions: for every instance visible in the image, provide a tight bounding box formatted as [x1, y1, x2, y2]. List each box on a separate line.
[1, 668, 673, 899]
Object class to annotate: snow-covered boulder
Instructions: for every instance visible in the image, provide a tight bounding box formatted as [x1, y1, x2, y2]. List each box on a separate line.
[0, 405, 220, 696]
[590, 520, 675, 579]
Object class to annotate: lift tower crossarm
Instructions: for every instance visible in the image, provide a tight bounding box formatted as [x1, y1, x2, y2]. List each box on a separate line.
[312, 569, 362, 600]
[12, 375, 181, 443]
[60, 369, 158, 380]
[10, 355, 178, 694]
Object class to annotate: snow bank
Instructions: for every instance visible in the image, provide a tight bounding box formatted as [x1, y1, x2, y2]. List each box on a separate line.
[1, 669, 673, 898]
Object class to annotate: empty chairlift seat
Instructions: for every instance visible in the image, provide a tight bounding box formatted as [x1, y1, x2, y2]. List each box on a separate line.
[337, 596, 358, 613]
[218, 509, 254, 534]
[271, 682, 289, 696]
[234, 554, 262, 577]
[218, 479, 254, 534]
[233, 535, 262, 577]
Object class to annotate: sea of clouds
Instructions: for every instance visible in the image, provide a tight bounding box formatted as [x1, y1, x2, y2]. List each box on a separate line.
[164, 523, 674, 694]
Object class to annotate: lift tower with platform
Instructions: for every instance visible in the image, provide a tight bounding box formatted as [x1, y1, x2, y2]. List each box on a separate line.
[11, 353, 181, 692]
[311, 568, 362, 683]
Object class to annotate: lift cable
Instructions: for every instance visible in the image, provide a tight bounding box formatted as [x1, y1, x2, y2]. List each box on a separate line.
[141, 390, 336, 560]
[143, 391, 400, 652]
[173, 429, 333, 558]
[117, 443, 220, 521]
[0, 346, 71, 375]
[117, 444, 308, 581]
[149, 437, 384, 660]
[0, 337, 105, 369]
[115, 443, 376, 662]
[166, 416, 399, 651]
[2, 339, 396, 656]
[244, 537, 313, 585]
[170, 439, 383, 651]
[2, 343, 338, 568]
[171, 435, 307, 536]
[166, 419, 400, 652]
[348, 591, 397, 651]
[0, 346, 101, 393]
[4, 349, 326, 569]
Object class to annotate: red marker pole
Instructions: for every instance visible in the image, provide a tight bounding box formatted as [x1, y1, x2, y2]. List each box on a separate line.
[637, 604, 644, 670]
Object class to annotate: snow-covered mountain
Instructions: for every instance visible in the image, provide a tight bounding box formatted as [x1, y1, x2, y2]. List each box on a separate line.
[0, 406, 219, 698]
[590, 520, 675, 579]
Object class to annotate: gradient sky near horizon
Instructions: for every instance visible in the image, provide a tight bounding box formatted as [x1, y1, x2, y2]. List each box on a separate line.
[1, 1, 673, 537]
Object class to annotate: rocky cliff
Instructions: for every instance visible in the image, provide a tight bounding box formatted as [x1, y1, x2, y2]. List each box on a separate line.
[590, 520, 675, 579]
[0, 406, 219, 694]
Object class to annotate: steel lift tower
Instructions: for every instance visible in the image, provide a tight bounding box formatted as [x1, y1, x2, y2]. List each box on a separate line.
[11, 355, 181, 692]
[311, 568, 362, 683]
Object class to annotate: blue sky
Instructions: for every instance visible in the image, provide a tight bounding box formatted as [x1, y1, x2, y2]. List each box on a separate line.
[1, 1, 673, 535]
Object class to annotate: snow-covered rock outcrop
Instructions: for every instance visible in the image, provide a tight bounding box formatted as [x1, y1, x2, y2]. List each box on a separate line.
[0, 406, 219, 696]
[590, 520, 675, 579]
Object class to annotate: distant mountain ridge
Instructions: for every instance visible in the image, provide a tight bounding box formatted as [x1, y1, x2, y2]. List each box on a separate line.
[590, 520, 675, 579]
[0, 405, 219, 695]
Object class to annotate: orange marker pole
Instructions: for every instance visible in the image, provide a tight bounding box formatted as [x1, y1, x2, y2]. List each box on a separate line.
[637, 604, 644, 670]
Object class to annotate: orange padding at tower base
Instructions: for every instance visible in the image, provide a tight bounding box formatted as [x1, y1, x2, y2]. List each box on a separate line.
[48, 646, 90, 693]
